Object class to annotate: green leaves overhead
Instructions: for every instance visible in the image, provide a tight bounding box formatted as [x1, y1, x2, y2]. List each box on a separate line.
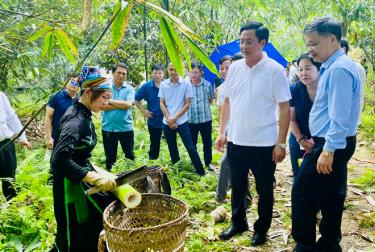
[29, 27, 79, 64]
[41, 31, 54, 61]
[185, 36, 219, 75]
[27, 25, 52, 43]
[161, 17, 191, 72]
[159, 17, 184, 75]
[55, 28, 78, 64]
[159, 16, 218, 76]
[135, 0, 204, 43]
[111, 1, 134, 49]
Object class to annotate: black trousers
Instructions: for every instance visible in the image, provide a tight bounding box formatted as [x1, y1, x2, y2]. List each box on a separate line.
[163, 123, 205, 175]
[188, 121, 212, 166]
[227, 142, 275, 234]
[148, 125, 163, 160]
[102, 130, 135, 171]
[0, 139, 17, 201]
[292, 136, 356, 251]
[53, 176, 115, 252]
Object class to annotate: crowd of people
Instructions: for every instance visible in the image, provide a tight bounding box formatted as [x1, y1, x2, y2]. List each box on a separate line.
[0, 15, 366, 252]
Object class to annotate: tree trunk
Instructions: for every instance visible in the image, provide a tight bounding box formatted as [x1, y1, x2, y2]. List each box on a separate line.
[82, 0, 92, 35]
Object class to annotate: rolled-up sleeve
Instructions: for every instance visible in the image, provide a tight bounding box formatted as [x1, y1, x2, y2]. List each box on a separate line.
[3, 93, 27, 142]
[135, 84, 145, 101]
[126, 86, 135, 103]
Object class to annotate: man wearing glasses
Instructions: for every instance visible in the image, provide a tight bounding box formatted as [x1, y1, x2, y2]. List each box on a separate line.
[102, 63, 135, 171]
[292, 17, 360, 252]
[215, 21, 291, 246]
[44, 73, 80, 150]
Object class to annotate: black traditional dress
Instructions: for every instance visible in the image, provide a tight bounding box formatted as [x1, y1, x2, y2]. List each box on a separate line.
[51, 101, 114, 251]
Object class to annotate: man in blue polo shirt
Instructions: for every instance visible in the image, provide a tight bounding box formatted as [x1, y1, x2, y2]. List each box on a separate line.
[159, 62, 205, 176]
[135, 63, 164, 160]
[187, 62, 215, 171]
[292, 17, 360, 252]
[44, 74, 80, 150]
[102, 63, 135, 171]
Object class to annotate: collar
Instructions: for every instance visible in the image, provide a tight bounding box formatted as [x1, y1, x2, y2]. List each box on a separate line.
[167, 77, 183, 86]
[243, 52, 268, 70]
[151, 79, 161, 88]
[321, 48, 345, 71]
[77, 101, 92, 119]
[190, 78, 203, 87]
[62, 89, 69, 96]
[112, 80, 128, 90]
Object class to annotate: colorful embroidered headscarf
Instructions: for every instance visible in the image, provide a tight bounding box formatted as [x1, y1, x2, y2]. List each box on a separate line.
[80, 66, 111, 90]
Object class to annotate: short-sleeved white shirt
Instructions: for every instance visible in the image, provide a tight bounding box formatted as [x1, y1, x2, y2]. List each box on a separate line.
[223, 55, 291, 146]
[216, 83, 225, 107]
[158, 78, 193, 125]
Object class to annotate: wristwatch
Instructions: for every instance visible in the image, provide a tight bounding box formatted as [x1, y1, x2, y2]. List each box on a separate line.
[276, 143, 287, 149]
[322, 151, 334, 157]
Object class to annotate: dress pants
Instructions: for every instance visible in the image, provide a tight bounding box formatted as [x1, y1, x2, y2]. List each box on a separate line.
[227, 142, 276, 234]
[292, 136, 356, 251]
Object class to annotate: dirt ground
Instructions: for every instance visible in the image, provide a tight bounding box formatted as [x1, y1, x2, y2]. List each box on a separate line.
[188, 144, 375, 252]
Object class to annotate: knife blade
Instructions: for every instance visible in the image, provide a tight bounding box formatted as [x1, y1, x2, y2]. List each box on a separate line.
[86, 166, 148, 195]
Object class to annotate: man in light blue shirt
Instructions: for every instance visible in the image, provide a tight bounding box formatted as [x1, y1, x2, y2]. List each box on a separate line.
[292, 17, 360, 252]
[102, 63, 135, 170]
[159, 62, 205, 176]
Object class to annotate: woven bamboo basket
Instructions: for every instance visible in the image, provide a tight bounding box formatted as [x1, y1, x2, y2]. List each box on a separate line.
[103, 193, 189, 252]
[130, 166, 162, 192]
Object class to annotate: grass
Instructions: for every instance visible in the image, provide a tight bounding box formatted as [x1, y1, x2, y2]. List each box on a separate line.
[0, 107, 227, 251]
[1, 88, 375, 251]
[351, 168, 375, 191]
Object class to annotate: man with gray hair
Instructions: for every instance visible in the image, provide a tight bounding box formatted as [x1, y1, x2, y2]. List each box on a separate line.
[292, 17, 360, 252]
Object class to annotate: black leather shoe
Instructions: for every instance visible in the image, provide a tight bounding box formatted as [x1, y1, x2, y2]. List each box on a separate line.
[251, 232, 267, 246]
[218, 225, 248, 240]
[316, 238, 342, 252]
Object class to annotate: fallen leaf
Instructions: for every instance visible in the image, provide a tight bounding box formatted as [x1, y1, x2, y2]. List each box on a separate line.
[282, 231, 290, 245]
[365, 196, 375, 206]
[360, 233, 373, 243]
[349, 187, 364, 196]
[268, 230, 284, 239]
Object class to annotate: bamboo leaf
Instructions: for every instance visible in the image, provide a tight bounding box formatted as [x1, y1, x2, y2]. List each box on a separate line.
[55, 29, 76, 64]
[41, 31, 54, 61]
[135, 0, 204, 43]
[185, 36, 219, 76]
[111, 1, 133, 49]
[159, 17, 184, 76]
[27, 26, 52, 42]
[55, 28, 78, 57]
[161, 17, 191, 71]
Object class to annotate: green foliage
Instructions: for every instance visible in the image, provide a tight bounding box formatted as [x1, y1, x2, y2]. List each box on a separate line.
[111, 1, 134, 49]
[359, 212, 375, 229]
[359, 69, 375, 142]
[159, 16, 184, 75]
[0, 148, 54, 251]
[352, 168, 375, 190]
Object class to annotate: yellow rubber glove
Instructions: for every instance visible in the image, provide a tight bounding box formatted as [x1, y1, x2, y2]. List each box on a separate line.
[83, 171, 116, 192]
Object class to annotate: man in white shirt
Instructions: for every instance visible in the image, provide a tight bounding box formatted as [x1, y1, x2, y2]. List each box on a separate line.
[0, 92, 32, 201]
[215, 21, 291, 245]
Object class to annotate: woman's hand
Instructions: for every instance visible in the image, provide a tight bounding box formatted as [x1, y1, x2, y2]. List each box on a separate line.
[83, 172, 116, 192]
[300, 138, 314, 153]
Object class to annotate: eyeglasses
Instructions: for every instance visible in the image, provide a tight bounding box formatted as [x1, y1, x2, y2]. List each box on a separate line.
[240, 40, 258, 46]
[116, 72, 127, 76]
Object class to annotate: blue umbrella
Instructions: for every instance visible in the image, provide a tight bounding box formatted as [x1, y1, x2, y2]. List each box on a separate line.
[203, 40, 288, 85]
